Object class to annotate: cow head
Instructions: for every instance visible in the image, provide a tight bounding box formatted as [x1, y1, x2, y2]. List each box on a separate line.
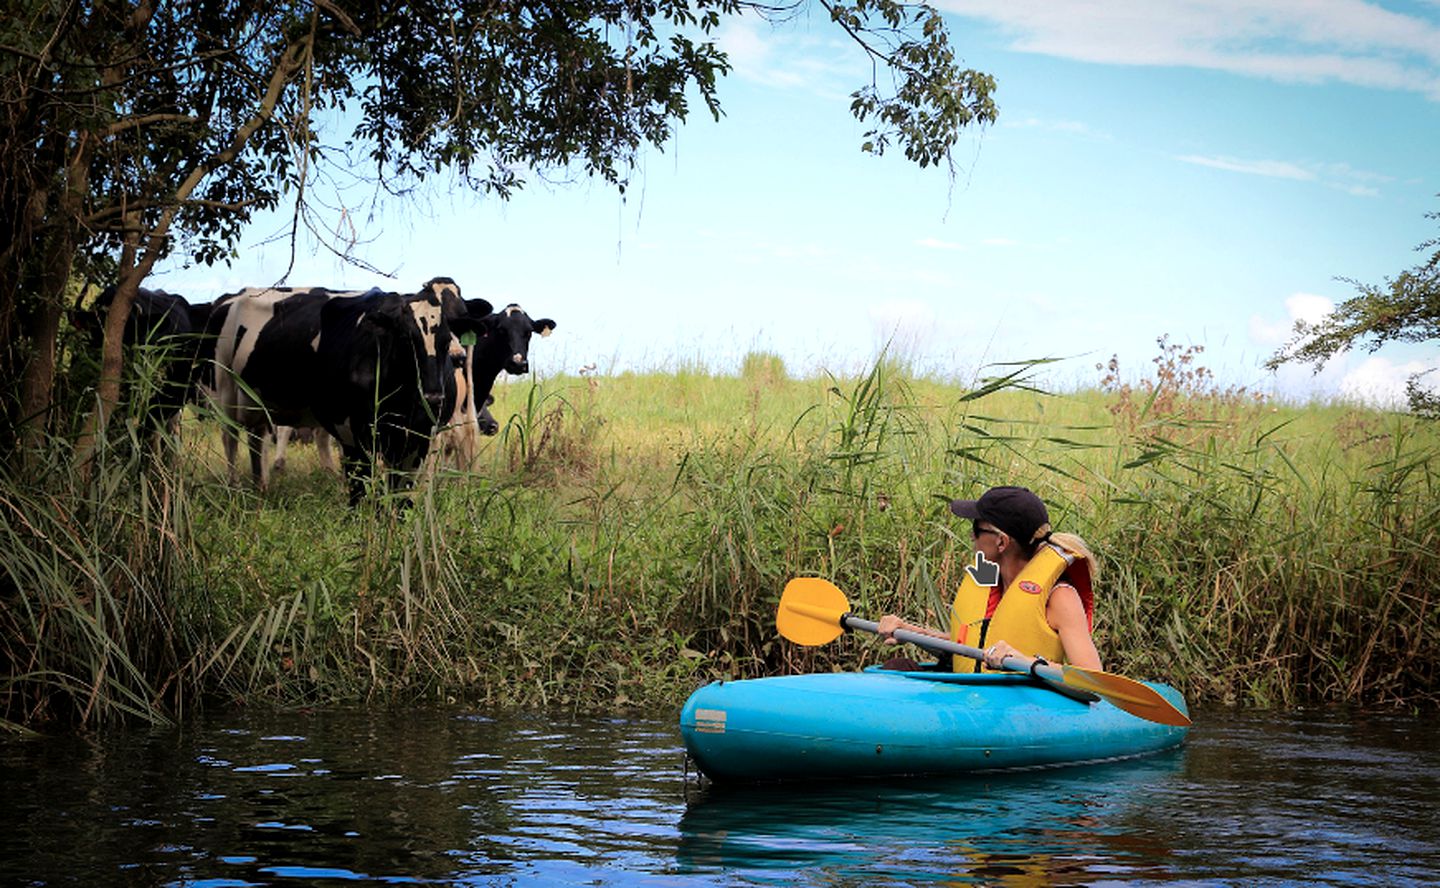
[484, 304, 556, 375]
[367, 290, 478, 412]
[78, 285, 194, 348]
[422, 276, 462, 306]
[423, 276, 496, 326]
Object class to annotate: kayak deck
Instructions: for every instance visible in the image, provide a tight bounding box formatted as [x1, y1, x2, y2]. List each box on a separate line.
[680, 668, 1190, 782]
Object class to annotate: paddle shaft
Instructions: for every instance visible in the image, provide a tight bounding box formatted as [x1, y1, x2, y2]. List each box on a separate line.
[842, 615, 1065, 683]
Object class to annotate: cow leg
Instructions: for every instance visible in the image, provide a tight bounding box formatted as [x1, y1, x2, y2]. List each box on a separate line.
[149, 408, 184, 463]
[221, 418, 237, 483]
[314, 429, 337, 473]
[246, 426, 269, 491]
[340, 449, 369, 506]
[385, 465, 418, 512]
[420, 430, 444, 479]
[272, 425, 292, 473]
[456, 420, 478, 469]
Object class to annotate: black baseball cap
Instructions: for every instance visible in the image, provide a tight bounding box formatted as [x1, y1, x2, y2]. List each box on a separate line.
[949, 486, 1051, 544]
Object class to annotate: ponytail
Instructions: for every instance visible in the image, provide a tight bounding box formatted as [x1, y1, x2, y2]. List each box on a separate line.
[1049, 531, 1099, 585]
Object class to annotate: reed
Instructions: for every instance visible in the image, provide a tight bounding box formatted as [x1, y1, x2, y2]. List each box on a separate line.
[2, 344, 1436, 728]
[0, 413, 190, 729]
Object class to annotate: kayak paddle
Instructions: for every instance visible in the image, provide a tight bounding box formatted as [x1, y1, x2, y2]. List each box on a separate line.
[776, 577, 1192, 728]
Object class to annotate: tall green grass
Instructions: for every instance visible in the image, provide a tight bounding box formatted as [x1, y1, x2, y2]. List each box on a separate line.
[3, 348, 1437, 729]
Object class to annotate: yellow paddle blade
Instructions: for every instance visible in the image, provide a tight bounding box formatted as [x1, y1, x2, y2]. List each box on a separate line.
[776, 577, 850, 646]
[1061, 664, 1193, 727]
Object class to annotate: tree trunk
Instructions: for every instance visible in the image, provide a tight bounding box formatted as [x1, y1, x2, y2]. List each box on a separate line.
[73, 30, 314, 468]
[16, 298, 63, 456]
[19, 131, 92, 463]
[74, 227, 141, 470]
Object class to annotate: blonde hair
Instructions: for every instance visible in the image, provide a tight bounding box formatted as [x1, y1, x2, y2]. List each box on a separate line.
[1050, 531, 1099, 586]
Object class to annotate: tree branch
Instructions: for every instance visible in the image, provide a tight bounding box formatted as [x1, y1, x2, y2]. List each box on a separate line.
[84, 196, 264, 228]
[315, 0, 363, 36]
[104, 113, 202, 137]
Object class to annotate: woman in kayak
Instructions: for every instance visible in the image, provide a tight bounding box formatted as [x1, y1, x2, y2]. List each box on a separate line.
[877, 485, 1102, 672]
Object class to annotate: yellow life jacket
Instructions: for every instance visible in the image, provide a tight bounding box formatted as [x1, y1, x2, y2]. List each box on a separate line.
[947, 542, 1095, 672]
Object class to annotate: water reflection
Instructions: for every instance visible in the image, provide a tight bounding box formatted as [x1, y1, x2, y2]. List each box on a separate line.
[678, 753, 1188, 885]
[678, 710, 1440, 886]
[1, 707, 1437, 886]
[1, 709, 687, 886]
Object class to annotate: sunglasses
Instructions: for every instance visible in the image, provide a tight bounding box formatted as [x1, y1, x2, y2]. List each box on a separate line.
[971, 524, 1002, 540]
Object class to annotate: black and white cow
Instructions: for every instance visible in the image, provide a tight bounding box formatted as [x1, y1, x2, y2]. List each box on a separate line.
[76, 285, 214, 434]
[208, 282, 482, 503]
[431, 301, 556, 470]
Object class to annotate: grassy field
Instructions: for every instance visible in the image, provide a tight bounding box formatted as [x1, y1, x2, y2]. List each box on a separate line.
[3, 350, 1438, 730]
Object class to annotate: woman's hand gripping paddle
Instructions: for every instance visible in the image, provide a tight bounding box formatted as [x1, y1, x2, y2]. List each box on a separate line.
[777, 577, 1192, 728]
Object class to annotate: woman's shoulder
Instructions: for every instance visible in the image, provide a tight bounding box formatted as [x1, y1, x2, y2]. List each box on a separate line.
[1047, 581, 1084, 611]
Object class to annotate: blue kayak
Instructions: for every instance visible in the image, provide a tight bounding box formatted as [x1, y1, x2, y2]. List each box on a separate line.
[680, 668, 1190, 782]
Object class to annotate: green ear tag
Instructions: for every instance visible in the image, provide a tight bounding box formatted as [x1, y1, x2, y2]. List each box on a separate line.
[460, 331, 477, 347]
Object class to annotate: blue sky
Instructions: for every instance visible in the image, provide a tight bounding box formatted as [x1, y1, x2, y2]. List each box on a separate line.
[156, 0, 1440, 407]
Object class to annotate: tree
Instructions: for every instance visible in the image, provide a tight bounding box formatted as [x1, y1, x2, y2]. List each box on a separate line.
[0, 0, 996, 457]
[1267, 205, 1440, 417]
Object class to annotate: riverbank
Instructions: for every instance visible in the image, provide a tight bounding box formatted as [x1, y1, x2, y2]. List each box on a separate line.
[3, 356, 1437, 729]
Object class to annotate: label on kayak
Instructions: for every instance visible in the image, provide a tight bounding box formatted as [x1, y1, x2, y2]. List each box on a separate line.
[694, 708, 727, 734]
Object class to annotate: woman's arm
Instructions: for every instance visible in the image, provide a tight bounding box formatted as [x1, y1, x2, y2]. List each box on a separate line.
[1047, 583, 1102, 670]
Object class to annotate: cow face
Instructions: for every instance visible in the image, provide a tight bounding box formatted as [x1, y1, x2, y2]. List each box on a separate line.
[365, 292, 459, 411]
[80, 285, 194, 349]
[486, 304, 557, 375]
[409, 294, 455, 410]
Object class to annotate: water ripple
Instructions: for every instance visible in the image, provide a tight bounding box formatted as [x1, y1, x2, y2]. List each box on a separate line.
[2, 708, 1437, 886]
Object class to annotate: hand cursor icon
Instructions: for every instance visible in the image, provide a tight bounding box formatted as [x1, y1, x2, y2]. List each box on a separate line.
[965, 552, 1000, 587]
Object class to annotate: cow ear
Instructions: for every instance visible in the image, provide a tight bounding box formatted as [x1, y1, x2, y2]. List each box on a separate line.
[531, 318, 556, 337]
[465, 297, 493, 318]
[449, 315, 485, 336]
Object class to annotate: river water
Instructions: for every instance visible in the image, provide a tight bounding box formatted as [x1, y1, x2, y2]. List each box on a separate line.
[2, 705, 1435, 886]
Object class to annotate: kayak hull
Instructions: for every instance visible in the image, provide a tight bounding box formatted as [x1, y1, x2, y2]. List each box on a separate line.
[679, 668, 1190, 782]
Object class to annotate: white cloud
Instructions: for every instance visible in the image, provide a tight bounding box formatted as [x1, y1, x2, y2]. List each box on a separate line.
[1001, 116, 1113, 140]
[1178, 155, 1316, 181]
[936, 0, 1440, 100]
[917, 236, 968, 251]
[914, 235, 1017, 250]
[1178, 154, 1395, 194]
[1251, 292, 1440, 408]
[717, 19, 772, 74]
[1249, 292, 1335, 346]
[1288, 292, 1337, 325]
[716, 16, 857, 98]
[869, 298, 940, 355]
[1340, 355, 1440, 408]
